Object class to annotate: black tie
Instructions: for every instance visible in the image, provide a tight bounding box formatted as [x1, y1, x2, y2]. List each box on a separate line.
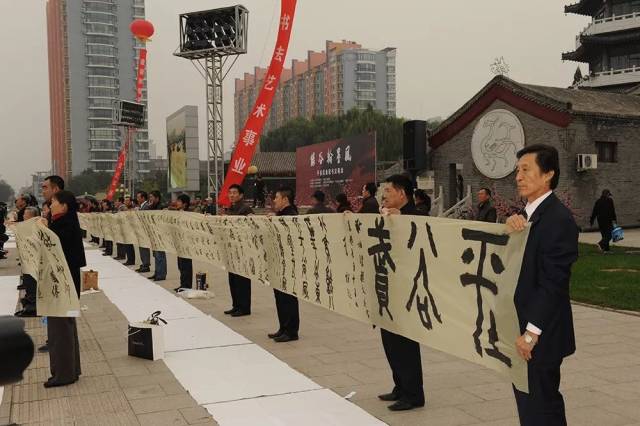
[521, 209, 528, 220]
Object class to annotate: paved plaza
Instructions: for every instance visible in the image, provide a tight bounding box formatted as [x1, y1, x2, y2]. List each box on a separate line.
[2, 241, 640, 425]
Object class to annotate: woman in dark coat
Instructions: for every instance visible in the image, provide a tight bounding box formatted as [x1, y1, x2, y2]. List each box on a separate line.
[335, 193, 352, 213]
[45, 190, 86, 387]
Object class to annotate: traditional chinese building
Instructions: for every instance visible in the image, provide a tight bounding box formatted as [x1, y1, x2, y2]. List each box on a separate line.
[562, 0, 640, 93]
[428, 75, 640, 228]
[234, 40, 397, 145]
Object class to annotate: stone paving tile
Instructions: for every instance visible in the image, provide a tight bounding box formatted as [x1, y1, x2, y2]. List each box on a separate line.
[0, 249, 217, 426]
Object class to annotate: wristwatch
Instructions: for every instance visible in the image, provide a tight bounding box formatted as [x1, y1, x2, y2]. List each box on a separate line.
[524, 334, 534, 345]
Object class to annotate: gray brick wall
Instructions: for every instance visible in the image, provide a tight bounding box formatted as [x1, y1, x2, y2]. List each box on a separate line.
[430, 99, 640, 228]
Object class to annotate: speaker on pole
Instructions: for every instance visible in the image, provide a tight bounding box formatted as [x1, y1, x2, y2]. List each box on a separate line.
[403, 120, 427, 171]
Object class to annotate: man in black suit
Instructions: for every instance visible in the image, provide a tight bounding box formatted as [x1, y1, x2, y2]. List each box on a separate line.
[224, 184, 254, 317]
[268, 186, 300, 343]
[306, 190, 335, 214]
[474, 187, 497, 223]
[506, 144, 578, 426]
[359, 182, 379, 214]
[377, 174, 425, 412]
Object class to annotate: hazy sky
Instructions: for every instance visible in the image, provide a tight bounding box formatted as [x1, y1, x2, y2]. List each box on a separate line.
[0, 0, 588, 191]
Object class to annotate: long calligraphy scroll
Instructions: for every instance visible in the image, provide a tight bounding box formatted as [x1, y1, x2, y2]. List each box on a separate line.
[12, 218, 80, 317]
[79, 211, 530, 391]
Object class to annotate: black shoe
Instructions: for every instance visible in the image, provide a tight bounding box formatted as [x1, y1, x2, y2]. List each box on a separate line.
[268, 330, 284, 339]
[123, 261, 135, 266]
[17, 284, 26, 290]
[114, 256, 125, 260]
[231, 310, 250, 317]
[273, 334, 298, 343]
[44, 378, 77, 388]
[224, 308, 237, 315]
[102, 252, 113, 256]
[15, 309, 37, 317]
[38, 344, 49, 353]
[153, 276, 166, 282]
[136, 266, 150, 273]
[387, 400, 424, 411]
[378, 392, 400, 402]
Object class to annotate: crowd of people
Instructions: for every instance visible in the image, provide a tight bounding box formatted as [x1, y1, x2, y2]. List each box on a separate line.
[1, 143, 612, 424]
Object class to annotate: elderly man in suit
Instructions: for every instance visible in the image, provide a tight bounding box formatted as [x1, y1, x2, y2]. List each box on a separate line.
[506, 144, 578, 426]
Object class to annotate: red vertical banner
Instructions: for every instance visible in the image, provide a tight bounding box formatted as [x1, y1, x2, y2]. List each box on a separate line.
[218, 0, 297, 206]
[106, 48, 147, 200]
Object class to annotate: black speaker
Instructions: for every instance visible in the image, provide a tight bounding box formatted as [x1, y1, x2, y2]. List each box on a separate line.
[403, 120, 427, 171]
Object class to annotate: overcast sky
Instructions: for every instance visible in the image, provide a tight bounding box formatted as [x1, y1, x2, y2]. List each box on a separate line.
[0, 0, 588, 191]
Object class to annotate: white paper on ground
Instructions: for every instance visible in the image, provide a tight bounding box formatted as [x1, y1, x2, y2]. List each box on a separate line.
[204, 389, 387, 426]
[164, 345, 322, 405]
[0, 275, 19, 315]
[163, 317, 250, 352]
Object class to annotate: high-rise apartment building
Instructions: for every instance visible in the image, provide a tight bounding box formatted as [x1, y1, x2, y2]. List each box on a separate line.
[234, 40, 397, 143]
[47, 0, 150, 181]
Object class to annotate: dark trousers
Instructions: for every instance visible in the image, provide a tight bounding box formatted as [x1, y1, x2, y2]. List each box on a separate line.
[139, 247, 151, 267]
[599, 223, 613, 251]
[381, 328, 424, 405]
[513, 361, 566, 426]
[103, 240, 113, 255]
[47, 267, 81, 383]
[47, 317, 81, 383]
[177, 257, 192, 288]
[125, 244, 135, 263]
[273, 289, 299, 337]
[22, 274, 37, 312]
[153, 251, 167, 279]
[229, 273, 251, 312]
[116, 243, 125, 258]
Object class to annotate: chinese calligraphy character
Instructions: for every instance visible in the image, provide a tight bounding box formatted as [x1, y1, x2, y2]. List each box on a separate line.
[459, 229, 512, 367]
[326, 149, 333, 165]
[405, 221, 442, 330]
[253, 103, 267, 118]
[367, 217, 395, 320]
[344, 145, 352, 162]
[318, 151, 324, 165]
[264, 74, 277, 91]
[274, 46, 285, 62]
[242, 129, 258, 147]
[231, 157, 246, 174]
[336, 147, 341, 164]
[310, 152, 315, 167]
[280, 14, 291, 31]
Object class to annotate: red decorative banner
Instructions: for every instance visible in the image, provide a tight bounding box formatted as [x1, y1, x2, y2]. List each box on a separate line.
[218, 0, 297, 206]
[106, 20, 153, 200]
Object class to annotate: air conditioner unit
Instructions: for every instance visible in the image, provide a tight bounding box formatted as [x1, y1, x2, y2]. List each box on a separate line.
[577, 154, 598, 171]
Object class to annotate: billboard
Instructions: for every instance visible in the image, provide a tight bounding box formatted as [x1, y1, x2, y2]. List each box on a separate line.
[296, 133, 376, 209]
[167, 106, 199, 192]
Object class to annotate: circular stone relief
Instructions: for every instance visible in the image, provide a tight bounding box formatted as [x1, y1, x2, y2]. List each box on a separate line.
[471, 109, 525, 179]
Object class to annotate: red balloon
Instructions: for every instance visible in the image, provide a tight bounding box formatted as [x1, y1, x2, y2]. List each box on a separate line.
[130, 19, 154, 40]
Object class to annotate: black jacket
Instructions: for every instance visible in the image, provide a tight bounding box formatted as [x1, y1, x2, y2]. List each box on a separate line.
[414, 203, 430, 216]
[277, 204, 298, 217]
[227, 201, 254, 216]
[475, 201, 497, 223]
[514, 193, 578, 363]
[400, 201, 417, 216]
[306, 204, 335, 214]
[359, 196, 379, 214]
[50, 211, 87, 295]
[590, 197, 616, 228]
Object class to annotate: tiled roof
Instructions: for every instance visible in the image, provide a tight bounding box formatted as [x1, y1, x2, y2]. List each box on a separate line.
[250, 152, 296, 176]
[429, 75, 640, 148]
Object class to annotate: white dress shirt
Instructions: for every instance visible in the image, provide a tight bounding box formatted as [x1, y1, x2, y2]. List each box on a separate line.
[523, 190, 552, 336]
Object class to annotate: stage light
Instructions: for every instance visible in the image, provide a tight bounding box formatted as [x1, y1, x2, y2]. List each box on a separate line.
[176, 5, 248, 59]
